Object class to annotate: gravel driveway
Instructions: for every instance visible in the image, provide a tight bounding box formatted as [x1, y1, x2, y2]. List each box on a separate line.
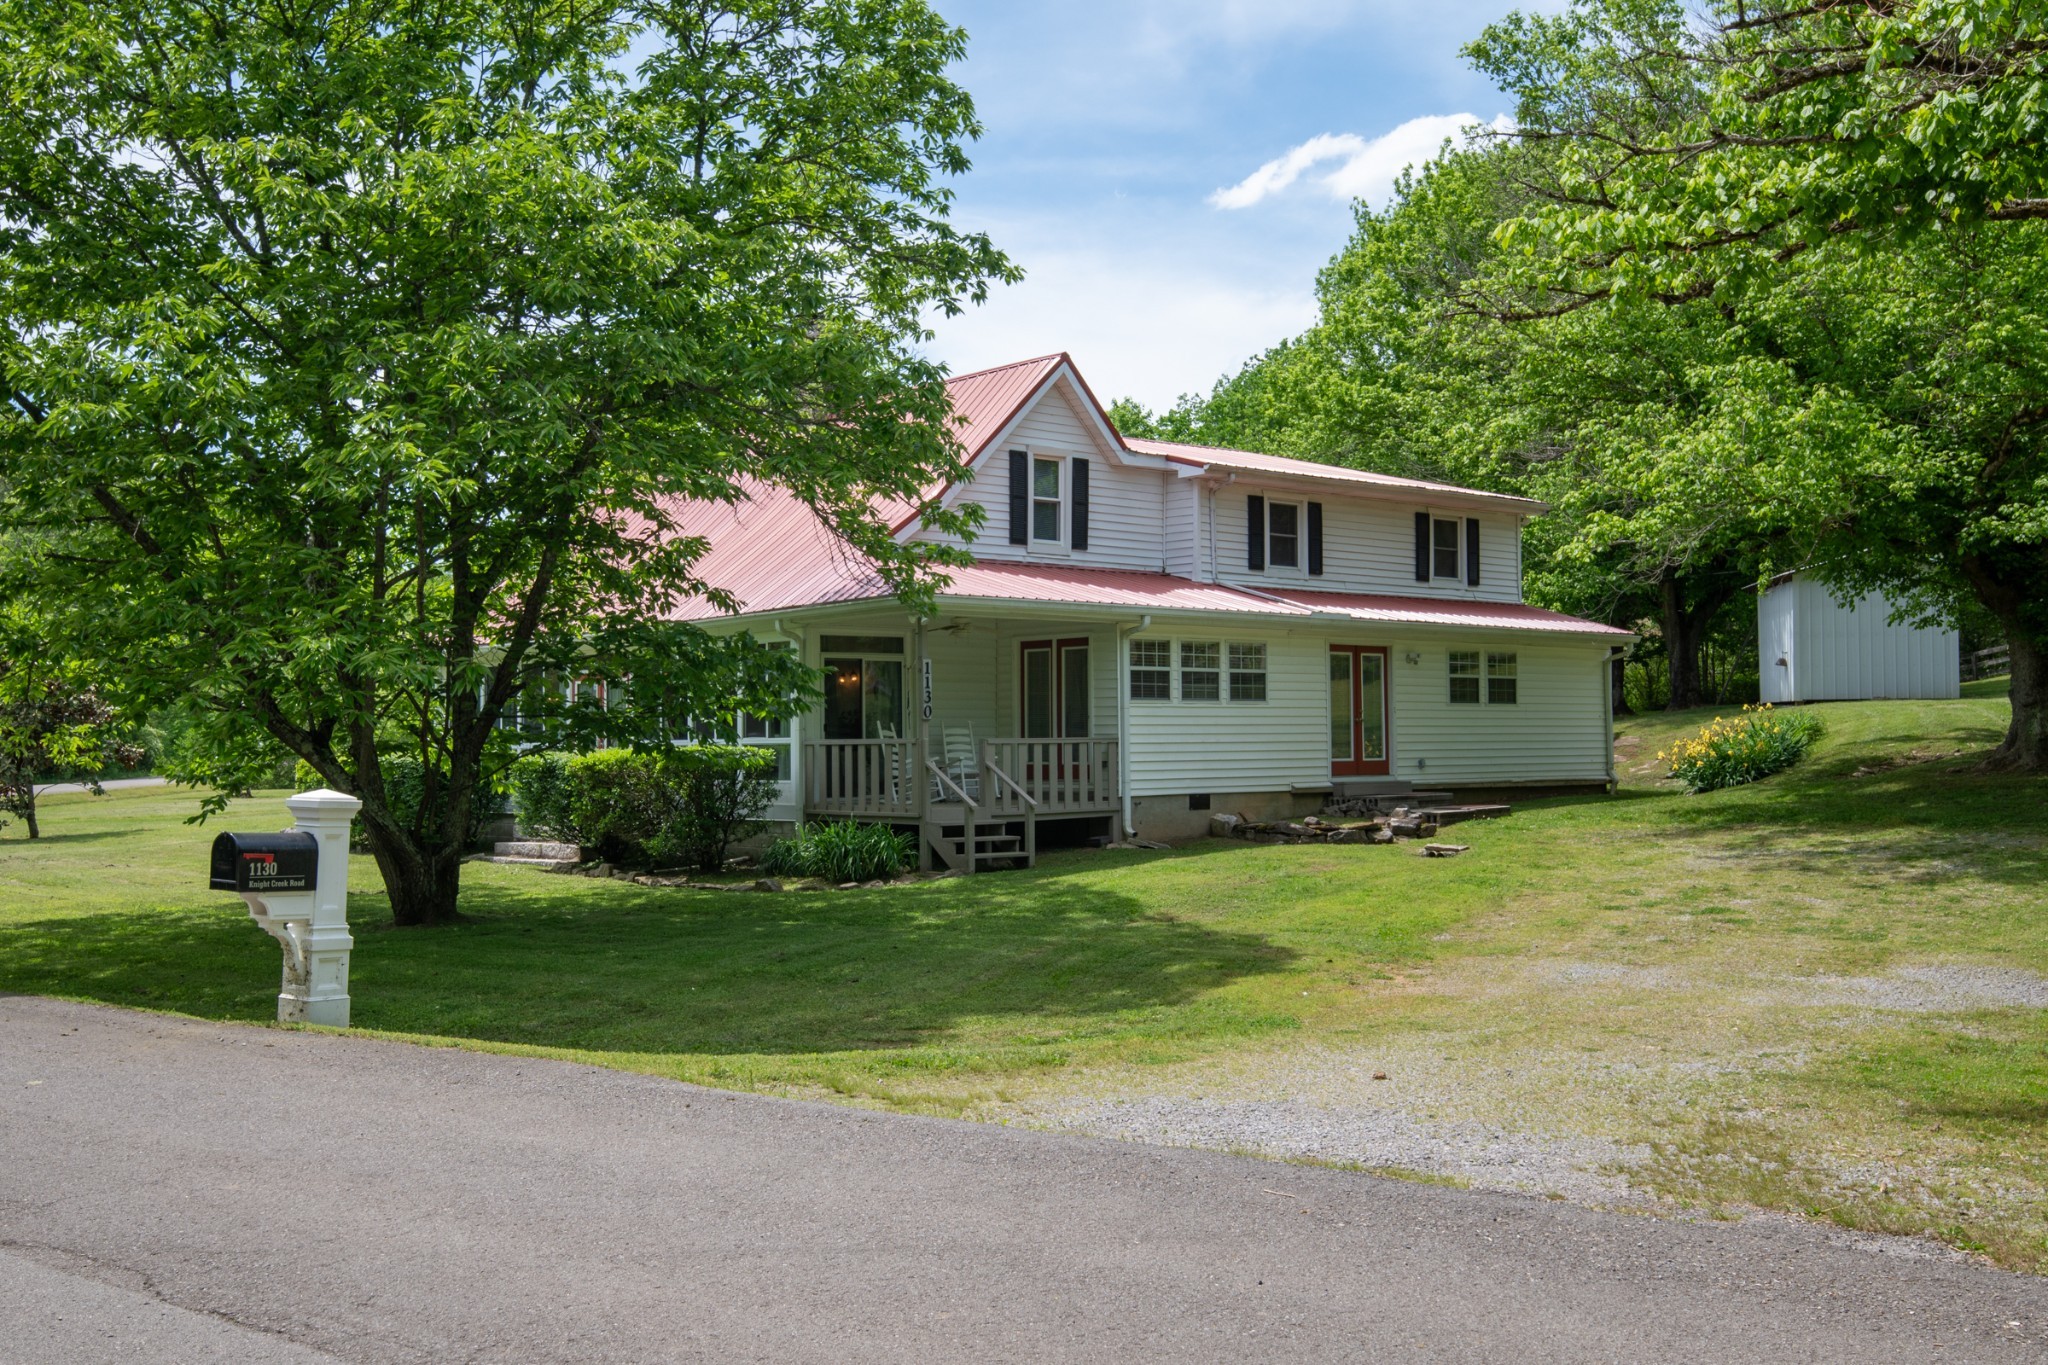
[4, 995, 2046, 1363]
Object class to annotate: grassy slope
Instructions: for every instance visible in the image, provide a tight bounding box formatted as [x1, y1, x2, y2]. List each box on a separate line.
[3, 691, 2043, 1268]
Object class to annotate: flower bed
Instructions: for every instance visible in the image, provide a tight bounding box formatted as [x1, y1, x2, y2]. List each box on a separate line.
[1660, 704, 1824, 794]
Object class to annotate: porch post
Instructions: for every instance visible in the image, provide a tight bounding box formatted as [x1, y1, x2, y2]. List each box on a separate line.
[913, 616, 932, 870]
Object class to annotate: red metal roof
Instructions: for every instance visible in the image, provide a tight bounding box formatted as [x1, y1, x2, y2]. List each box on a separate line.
[944, 354, 1068, 462]
[1267, 588, 1632, 636]
[654, 354, 1616, 637]
[1126, 436, 1544, 512]
[924, 562, 1296, 614]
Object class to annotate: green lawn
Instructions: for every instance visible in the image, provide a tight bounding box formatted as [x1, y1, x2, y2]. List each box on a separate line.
[4, 692, 2045, 1270]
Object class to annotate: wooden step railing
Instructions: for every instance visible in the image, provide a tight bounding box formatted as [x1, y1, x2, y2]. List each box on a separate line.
[981, 739, 1117, 815]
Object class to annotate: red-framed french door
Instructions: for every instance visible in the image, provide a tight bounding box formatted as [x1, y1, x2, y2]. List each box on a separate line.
[1329, 645, 1390, 777]
[1020, 639, 1090, 779]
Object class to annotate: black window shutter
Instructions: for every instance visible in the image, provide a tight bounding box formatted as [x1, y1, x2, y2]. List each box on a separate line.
[1306, 502, 1324, 576]
[1247, 495, 1266, 571]
[1071, 458, 1090, 551]
[1008, 450, 1028, 545]
[1413, 511, 1430, 581]
[1466, 517, 1481, 586]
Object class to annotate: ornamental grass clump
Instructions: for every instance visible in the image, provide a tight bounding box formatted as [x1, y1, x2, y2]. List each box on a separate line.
[760, 821, 916, 883]
[1661, 704, 1824, 794]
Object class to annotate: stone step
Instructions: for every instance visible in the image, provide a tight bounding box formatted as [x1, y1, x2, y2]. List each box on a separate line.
[495, 840, 579, 861]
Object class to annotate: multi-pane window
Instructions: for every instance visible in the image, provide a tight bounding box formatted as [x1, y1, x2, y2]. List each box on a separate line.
[1432, 517, 1462, 580]
[740, 713, 793, 779]
[1448, 650, 1482, 704]
[1268, 503, 1300, 568]
[1228, 643, 1268, 701]
[1486, 652, 1518, 705]
[1130, 640, 1172, 699]
[1032, 456, 1062, 542]
[1179, 642, 1221, 700]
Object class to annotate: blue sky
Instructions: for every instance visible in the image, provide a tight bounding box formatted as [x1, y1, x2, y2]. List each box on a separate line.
[919, 1, 1545, 411]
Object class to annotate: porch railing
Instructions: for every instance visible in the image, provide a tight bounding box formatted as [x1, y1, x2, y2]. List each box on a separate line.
[803, 739, 919, 818]
[802, 737, 1119, 821]
[982, 739, 1118, 816]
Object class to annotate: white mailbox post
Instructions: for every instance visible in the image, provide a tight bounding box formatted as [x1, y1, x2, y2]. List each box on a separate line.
[211, 788, 363, 1027]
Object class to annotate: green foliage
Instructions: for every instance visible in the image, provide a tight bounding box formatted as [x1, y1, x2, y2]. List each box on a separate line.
[508, 752, 576, 847]
[0, 0, 1011, 921]
[1466, 0, 2048, 304]
[645, 746, 778, 874]
[513, 746, 775, 872]
[0, 609, 144, 838]
[1460, 0, 2048, 760]
[761, 821, 916, 883]
[1660, 705, 1824, 794]
[297, 756, 508, 851]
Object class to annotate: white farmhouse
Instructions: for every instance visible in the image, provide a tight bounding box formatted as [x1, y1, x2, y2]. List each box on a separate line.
[1758, 571, 1960, 705]
[670, 354, 1630, 864]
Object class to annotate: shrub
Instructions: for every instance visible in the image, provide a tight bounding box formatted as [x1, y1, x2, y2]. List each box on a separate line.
[512, 746, 777, 871]
[761, 820, 915, 883]
[509, 751, 576, 843]
[646, 746, 779, 873]
[1660, 704, 1824, 794]
[557, 748, 667, 864]
[294, 755, 510, 850]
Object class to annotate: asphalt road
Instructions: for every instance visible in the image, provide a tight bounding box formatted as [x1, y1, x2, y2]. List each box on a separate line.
[4, 996, 2044, 1363]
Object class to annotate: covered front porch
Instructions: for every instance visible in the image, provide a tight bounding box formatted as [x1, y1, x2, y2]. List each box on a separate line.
[763, 609, 1127, 871]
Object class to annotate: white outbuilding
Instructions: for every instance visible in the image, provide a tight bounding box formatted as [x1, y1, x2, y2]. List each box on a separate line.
[1757, 572, 1959, 704]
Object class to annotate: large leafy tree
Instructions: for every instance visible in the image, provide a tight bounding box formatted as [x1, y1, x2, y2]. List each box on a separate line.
[0, 645, 145, 841]
[1166, 149, 1817, 709]
[1466, 0, 2048, 768]
[0, 0, 1014, 923]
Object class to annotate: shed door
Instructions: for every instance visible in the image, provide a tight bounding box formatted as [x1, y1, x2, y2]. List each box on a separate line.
[1330, 645, 1390, 777]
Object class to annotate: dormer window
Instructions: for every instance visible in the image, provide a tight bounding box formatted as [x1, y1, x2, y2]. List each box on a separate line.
[1007, 450, 1090, 551]
[1032, 457, 1062, 542]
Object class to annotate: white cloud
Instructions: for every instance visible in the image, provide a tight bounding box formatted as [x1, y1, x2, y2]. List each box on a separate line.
[1209, 112, 1511, 210]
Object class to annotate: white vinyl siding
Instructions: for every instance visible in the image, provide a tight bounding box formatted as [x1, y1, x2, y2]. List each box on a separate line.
[1127, 628, 1612, 796]
[916, 378, 1169, 572]
[1389, 640, 1610, 785]
[1163, 478, 1205, 579]
[1126, 631, 1329, 794]
[1210, 487, 1523, 602]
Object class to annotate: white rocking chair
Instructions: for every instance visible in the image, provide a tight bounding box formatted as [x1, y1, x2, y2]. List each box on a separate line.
[936, 723, 981, 802]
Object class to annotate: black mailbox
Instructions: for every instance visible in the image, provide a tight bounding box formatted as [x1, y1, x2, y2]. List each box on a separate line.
[209, 831, 320, 893]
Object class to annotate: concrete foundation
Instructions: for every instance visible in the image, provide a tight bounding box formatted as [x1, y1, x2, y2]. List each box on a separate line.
[1130, 791, 1325, 844]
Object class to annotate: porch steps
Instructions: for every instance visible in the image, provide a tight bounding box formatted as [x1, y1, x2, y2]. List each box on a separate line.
[476, 839, 580, 870]
[923, 817, 1035, 873]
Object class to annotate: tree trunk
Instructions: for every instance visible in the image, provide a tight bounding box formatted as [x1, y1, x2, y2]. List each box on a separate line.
[23, 800, 39, 840]
[1660, 567, 1738, 711]
[375, 844, 464, 926]
[1611, 654, 1631, 716]
[1986, 629, 2046, 773]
